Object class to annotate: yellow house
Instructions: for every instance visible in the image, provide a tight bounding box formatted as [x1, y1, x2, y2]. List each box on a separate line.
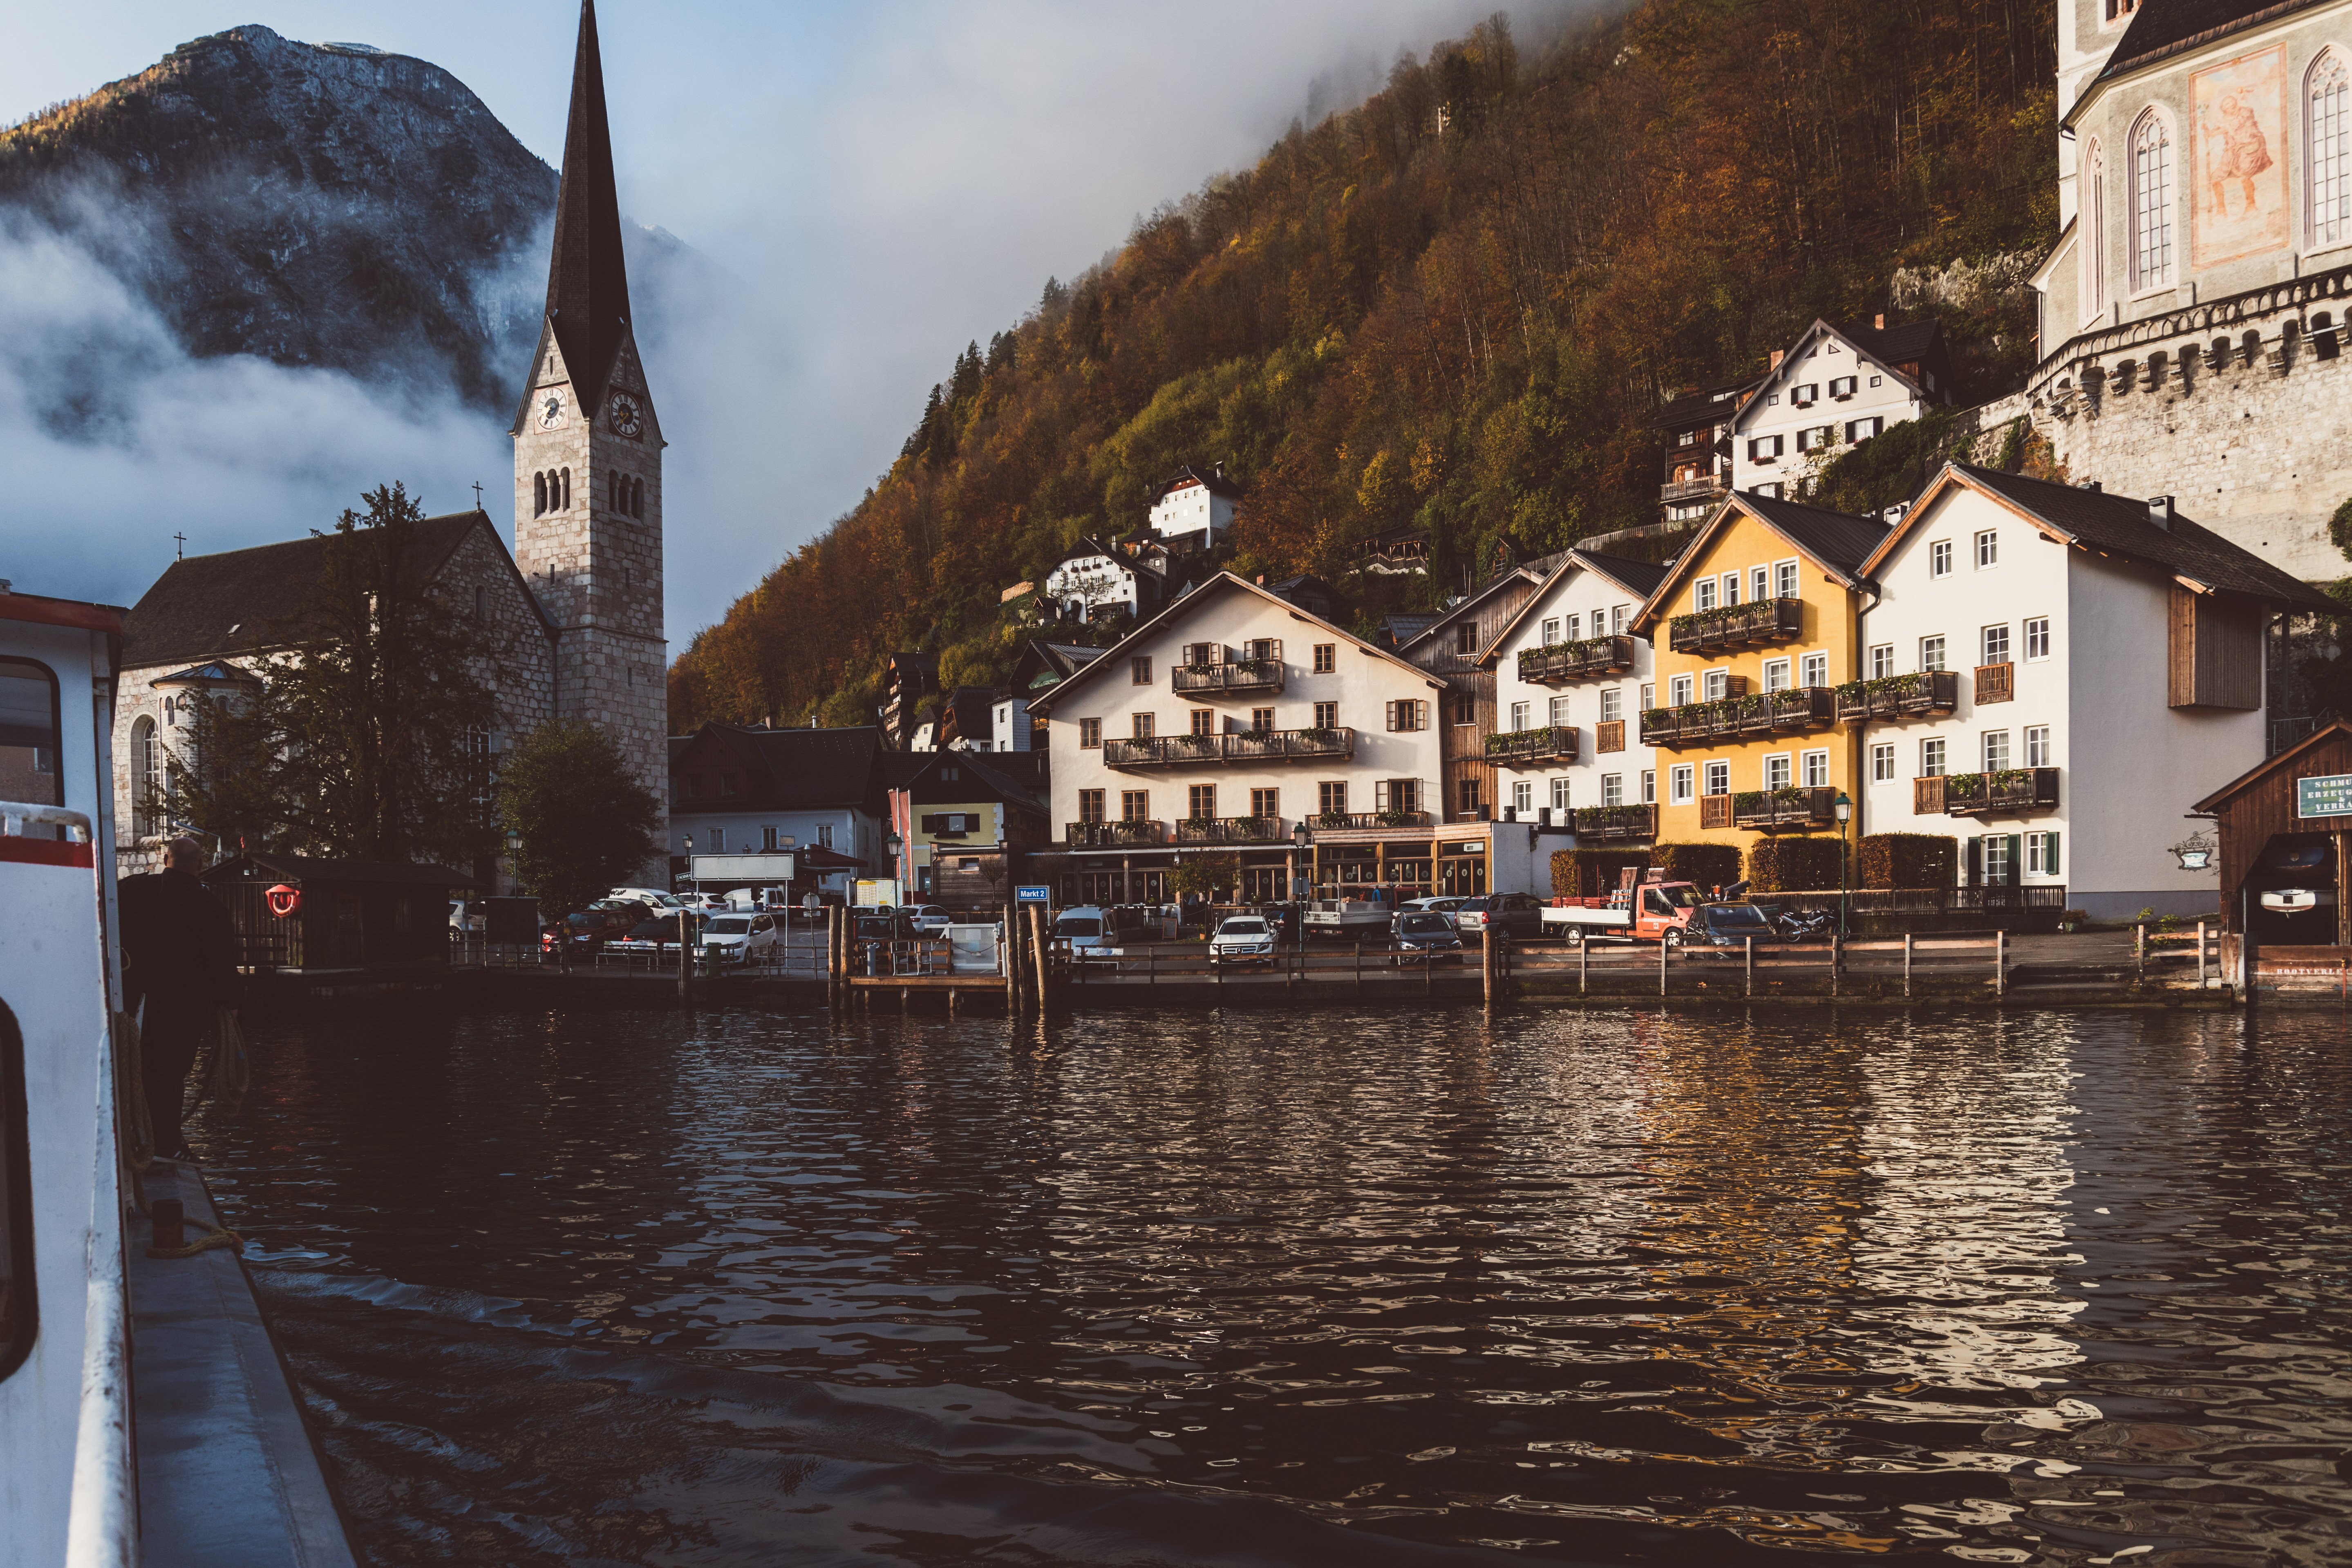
[1629, 492, 1890, 853]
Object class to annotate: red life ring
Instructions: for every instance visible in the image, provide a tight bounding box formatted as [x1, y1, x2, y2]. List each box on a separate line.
[266, 884, 301, 919]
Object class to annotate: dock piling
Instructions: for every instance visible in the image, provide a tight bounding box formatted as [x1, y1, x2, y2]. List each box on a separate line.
[1744, 936, 1753, 997]
[1903, 932, 1913, 998]
[1996, 928, 2007, 997]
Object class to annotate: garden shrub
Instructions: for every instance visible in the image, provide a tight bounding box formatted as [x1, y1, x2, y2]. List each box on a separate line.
[1551, 848, 1649, 899]
[1857, 832, 1958, 889]
[1745, 836, 1843, 892]
[1650, 841, 1742, 891]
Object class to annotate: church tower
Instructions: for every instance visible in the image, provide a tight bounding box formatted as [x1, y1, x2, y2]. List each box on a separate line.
[512, 0, 668, 839]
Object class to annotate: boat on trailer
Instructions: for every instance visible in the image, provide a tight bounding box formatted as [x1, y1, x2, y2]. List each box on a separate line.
[0, 583, 353, 1568]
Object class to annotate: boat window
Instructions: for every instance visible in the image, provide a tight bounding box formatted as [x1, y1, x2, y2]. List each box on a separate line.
[0, 1001, 32, 1379]
[0, 660, 63, 830]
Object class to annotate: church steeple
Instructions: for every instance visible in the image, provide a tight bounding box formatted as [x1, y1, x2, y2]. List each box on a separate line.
[542, 0, 631, 410]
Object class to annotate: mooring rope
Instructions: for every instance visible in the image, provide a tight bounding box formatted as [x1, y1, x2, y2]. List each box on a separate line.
[145, 1219, 243, 1261]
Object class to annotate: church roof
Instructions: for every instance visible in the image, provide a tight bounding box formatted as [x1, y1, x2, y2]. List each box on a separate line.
[122, 510, 519, 669]
[542, 0, 632, 411]
[2099, 0, 2325, 83]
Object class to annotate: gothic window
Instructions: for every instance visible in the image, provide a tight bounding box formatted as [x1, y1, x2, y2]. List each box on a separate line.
[131, 715, 159, 837]
[2129, 110, 2173, 291]
[2081, 139, 2107, 321]
[560, 467, 572, 510]
[533, 472, 547, 517]
[630, 476, 644, 518]
[2310, 51, 2350, 249]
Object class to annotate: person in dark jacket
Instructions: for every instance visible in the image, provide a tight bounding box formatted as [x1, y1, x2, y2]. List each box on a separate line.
[119, 837, 240, 1161]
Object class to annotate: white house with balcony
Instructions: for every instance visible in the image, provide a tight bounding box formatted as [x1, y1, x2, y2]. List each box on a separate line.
[1022, 572, 1557, 906]
[1730, 317, 1953, 497]
[1477, 549, 1671, 863]
[1042, 537, 1168, 624]
[1850, 462, 2334, 919]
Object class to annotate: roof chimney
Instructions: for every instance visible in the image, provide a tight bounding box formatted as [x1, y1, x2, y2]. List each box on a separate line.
[1769, 349, 1784, 371]
[2148, 494, 2174, 530]
[1874, 313, 1885, 330]
[2082, 480, 2102, 493]
[1882, 501, 1909, 524]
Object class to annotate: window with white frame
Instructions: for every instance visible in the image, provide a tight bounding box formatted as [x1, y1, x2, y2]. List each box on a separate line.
[1775, 559, 1799, 598]
[1703, 669, 1729, 700]
[1640, 682, 1655, 711]
[1668, 673, 1693, 706]
[1869, 643, 1894, 679]
[1930, 540, 1953, 578]
[1748, 434, 1784, 462]
[1983, 729, 2011, 770]
[1829, 375, 1857, 398]
[1756, 482, 1784, 499]
[1764, 753, 1792, 789]
[1670, 763, 1695, 804]
[1845, 416, 1884, 444]
[1599, 688, 1622, 722]
[1801, 749, 1830, 787]
[2024, 616, 2050, 660]
[1750, 566, 1769, 602]
[1975, 529, 1998, 569]
[2024, 724, 2051, 766]
[1611, 605, 1628, 634]
[1510, 700, 1531, 731]
[1984, 834, 2014, 883]
[1513, 780, 1533, 814]
[1565, 613, 1583, 641]
[1763, 657, 1792, 692]
[1792, 382, 1819, 406]
[1549, 695, 1572, 727]
[1602, 773, 1625, 806]
[1800, 651, 1828, 687]
[2131, 109, 2174, 290]
[1920, 635, 1947, 671]
[1721, 573, 1741, 606]
[1542, 616, 1560, 644]
[1593, 606, 1608, 633]
[1871, 742, 1895, 781]
[2025, 830, 2060, 876]
[1982, 624, 2010, 665]
[1703, 760, 1730, 796]
[1551, 776, 1572, 812]
[1920, 737, 1947, 777]
[2314, 51, 2351, 249]
[1695, 578, 1718, 612]
[1641, 769, 1656, 804]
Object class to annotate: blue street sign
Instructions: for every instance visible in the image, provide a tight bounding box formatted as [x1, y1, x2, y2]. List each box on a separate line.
[1015, 885, 1052, 904]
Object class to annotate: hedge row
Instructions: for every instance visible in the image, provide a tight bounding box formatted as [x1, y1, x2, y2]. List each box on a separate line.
[1745, 835, 1843, 892]
[1548, 833, 1960, 899]
[1550, 848, 1651, 900]
[1857, 832, 1957, 889]
[1650, 841, 1743, 890]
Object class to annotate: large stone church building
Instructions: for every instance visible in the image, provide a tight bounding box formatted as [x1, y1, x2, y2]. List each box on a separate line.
[112, 0, 668, 881]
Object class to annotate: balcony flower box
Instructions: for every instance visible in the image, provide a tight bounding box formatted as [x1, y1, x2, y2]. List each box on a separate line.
[1833, 670, 1959, 723]
[1667, 597, 1803, 654]
[1942, 767, 2059, 816]
[1572, 804, 1656, 842]
[1484, 725, 1578, 764]
[1731, 785, 1838, 831]
[1516, 635, 1635, 684]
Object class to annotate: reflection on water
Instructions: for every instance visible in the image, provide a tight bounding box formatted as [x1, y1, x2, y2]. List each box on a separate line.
[192, 1006, 2352, 1565]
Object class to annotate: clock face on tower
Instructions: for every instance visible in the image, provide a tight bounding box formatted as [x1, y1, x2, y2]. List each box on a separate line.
[537, 389, 566, 430]
[608, 391, 644, 439]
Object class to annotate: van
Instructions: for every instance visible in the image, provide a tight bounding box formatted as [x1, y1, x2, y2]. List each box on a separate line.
[1050, 904, 1123, 959]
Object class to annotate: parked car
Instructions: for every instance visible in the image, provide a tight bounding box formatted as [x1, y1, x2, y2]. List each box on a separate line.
[1389, 910, 1465, 964]
[448, 899, 484, 933]
[1397, 896, 1465, 919]
[1208, 914, 1280, 966]
[1680, 901, 1780, 948]
[609, 917, 697, 956]
[542, 908, 628, 955]
[591, 896, 661, 926]
[1050, 905, 1123, 960]
[906, 904, 954, 936]
[609, 886, 688, 910]
[701, 911, 782, 964]
[1455, 892, 1546, 941]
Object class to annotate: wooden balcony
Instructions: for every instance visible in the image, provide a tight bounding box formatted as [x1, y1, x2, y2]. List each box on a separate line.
[1639, 686, 1834, 748]
[1834, 669, 1960, 723]
[1974, 661, 2015, 704]
[1173, 815, 1284, 844]
[1171, 660, 1286, 696]
[1572, 804, 1656, 842]
[1699, 794, 1733, 829]
[1668, 597, 1803, 654]
[1517, 636, 1636, 685]
[1067, 819, 1164, 848]
[1485, 725, 1579, 765]
[1595, 718, 1626, 753]
[1732, 785, 1840, 832]
[1940, 767, 2059, 816]
[1309, 810, 1432, 831]
[1102, 726, 1355, 770]
[1659, 477, 1726, 503]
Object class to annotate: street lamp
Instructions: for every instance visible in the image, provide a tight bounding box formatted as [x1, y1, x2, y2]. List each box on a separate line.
[1834, 791, 1854, 938]
[1291, 819, 1312, 902]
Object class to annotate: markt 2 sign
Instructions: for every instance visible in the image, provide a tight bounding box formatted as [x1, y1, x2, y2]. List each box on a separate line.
[2296, 773, 2352, 819]
[1015, 885, 1052, 904]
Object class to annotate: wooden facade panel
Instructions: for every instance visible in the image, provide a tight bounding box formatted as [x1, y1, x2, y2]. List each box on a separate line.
[2168, 586, 2263, 709]
[2207, 729, 2352, 932]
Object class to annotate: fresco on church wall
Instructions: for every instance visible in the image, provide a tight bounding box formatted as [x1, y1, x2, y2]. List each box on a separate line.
[2193, 44, 2289, 269]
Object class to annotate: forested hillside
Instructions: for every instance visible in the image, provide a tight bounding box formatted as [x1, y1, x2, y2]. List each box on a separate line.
[670, 0, 2059, 731]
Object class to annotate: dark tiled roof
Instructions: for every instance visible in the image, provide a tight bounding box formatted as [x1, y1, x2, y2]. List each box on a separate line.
[1951, 465, 2338, 611]
[1835, 318, 1940, 366]
[2101, 0, 2321, 82]
[1571, 548, 1670, 600]
[1150, 463, 1244, 503]
[1734, 492, 1891, 580]
[122, 511, 487, 668]
[1655, 373, 1763, 430]
[675, 724, 886, 813]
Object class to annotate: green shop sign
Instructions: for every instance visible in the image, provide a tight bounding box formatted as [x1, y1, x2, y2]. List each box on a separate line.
[2295, 773, 2352, 819]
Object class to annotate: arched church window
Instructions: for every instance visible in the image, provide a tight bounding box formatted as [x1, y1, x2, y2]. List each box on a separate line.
[2130, 110, 2174, 291]
[2310, 51, 2350, 249]
[2081, 139, 2106, 322]
[561, 468, 572, 510]
[630, 476, 643, 518]
[533, 472, 546, 517]
[131, 716, 159, 839]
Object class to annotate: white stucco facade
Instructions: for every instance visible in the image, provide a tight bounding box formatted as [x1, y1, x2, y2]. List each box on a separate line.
[1043, 548, 1151, 622]
[1484, 559, 1659, 834]
[1857, 479, 2273, 919]
[1732, 322, 1935, 496]
[1148, 476, 1238, 546]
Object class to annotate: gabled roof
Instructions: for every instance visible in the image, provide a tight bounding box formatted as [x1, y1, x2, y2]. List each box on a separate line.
[1050, 537, 1144, 573]
[1733, 318, 1936, 428]
[2193, 719, 2352, 813]
[670, 724, 887, 813]
[122, 510, 538, 669]
[1026, 572, 1443, 716]
[2098, 0, 2321, 90]
[1655, 373, 1765, 431]
[152, 660, 258, 687]
[1870, 464, 2340, 612]
[892, 748, 1048, 814]
[1395, 562, 1544, 658]
[1630, 491, 1888, 633]
[1149, 463, 1244, 503]
[1836, 317, 1940, 367]
[1475, 549, 1673, 666]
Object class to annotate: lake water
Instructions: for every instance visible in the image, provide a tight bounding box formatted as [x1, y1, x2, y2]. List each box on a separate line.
[190, 1004, 2352, 1566]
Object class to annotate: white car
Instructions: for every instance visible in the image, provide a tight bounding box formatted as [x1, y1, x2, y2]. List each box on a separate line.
[700, 911, 781, 964]
[610, 886, 687, 909]
[906, 904, 953, 936]
[1209, 914, 1279, 966]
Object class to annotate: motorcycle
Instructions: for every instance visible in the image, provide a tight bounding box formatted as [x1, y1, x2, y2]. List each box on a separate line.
[1775, 907, 1835, 944]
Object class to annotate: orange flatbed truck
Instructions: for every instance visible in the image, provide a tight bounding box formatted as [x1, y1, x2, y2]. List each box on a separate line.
[1541, 881, 1705, 946]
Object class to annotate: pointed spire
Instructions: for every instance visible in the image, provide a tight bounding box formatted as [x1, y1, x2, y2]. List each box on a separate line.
[544, 0, 631, 404]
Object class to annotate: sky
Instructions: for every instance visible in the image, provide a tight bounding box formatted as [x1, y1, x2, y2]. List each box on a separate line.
[2, 1, 1572, 638]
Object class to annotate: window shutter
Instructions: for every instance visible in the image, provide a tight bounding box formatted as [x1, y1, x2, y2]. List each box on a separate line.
[918, 814, 936, 834]
[1385, 699, 1399, 731]
[1414, 699, 1429, 731]
[1375, 779, 1391, 810]
[1963, 836, 1982, 887]
[2045, 830, 2060, 876]
[2005, 834, 2024, 887]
